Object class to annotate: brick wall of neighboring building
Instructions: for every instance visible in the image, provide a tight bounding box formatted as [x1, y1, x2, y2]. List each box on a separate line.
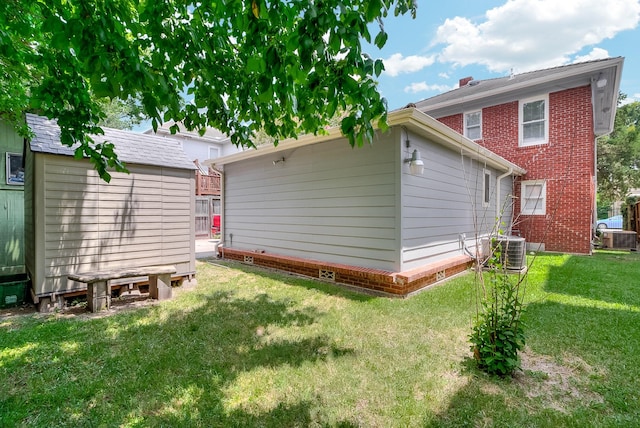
[438, 114, 463, 133]
[435, 85, 595, 254]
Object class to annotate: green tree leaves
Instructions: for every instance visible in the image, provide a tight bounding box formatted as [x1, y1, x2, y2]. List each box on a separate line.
[1, 0, 417, 180]
[598, 96, 640, 203]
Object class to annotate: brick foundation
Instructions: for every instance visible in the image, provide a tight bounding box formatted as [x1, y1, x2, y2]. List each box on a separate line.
[219, 247, 473, 297]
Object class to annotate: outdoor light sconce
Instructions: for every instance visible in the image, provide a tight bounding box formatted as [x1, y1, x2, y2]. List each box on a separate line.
[404, 149, 424, 176]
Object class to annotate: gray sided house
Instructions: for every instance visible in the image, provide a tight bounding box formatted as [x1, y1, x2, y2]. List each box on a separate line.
[25, 114, 197, 308]
[208, 108, 525, 296]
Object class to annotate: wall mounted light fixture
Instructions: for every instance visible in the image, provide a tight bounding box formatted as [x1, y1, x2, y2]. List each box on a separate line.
[404, 149, 424, 176]
[401, 126, 424, 176]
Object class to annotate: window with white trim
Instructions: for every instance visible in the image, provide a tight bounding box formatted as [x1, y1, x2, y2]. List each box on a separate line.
[521, 180, 546, 215]
[519, 95, 548, 146]
[483, 169, 491, 207]
[208, 146, 221, 159]
[6, 153, 24, 185]
[464, 110, 482, 140]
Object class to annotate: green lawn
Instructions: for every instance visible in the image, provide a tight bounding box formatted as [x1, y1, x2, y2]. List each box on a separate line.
[1, 251, 639, 427]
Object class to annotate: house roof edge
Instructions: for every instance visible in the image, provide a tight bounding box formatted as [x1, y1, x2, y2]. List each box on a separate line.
[207, 108, 525, 176]
[388, 108, 526, 175]
[414, 57, 624, 115]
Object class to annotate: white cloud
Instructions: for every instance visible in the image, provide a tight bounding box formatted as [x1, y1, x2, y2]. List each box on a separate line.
[404, 82, 454, 94]
[621, 93, 640, 104]
[434, 0, 640, 73]
[383, 53, 435, 77]
[438, 72, 450, 79]
[572, 47, 611, 63]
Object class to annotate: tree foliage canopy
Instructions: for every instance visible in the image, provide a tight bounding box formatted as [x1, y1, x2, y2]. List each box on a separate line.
[0, 0, 416, 181]
[96, 97, 148, 130]
[597, 95, 640, 203]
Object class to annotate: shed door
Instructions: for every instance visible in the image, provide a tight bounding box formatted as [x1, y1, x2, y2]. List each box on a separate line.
[0, 191, 25, 275]
[195, 197, 211, 238]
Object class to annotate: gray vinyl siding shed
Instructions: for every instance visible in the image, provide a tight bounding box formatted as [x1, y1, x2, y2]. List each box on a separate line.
[211, 108, 525, 273]
[25, 114, 196, 299]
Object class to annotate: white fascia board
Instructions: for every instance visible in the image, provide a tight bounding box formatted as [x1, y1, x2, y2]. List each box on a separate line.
[594, 59, 624, 136]
[419, 58, 624, 114]
[204, 127, 344, 167]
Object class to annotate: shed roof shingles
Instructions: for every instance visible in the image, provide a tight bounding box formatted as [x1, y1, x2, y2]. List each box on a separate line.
[26, 113, 196, 170]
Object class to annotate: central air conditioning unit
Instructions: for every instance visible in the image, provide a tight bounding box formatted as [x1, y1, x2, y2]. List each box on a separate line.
[602, 230, 638, 249]
[481, 235, 527, 271]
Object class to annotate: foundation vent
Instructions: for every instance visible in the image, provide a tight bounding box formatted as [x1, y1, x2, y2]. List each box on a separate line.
[244, 255, 254, 264]
[319, 270, 336, 281]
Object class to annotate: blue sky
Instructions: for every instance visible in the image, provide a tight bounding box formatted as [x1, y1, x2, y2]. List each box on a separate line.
[367, 0, 640, 110]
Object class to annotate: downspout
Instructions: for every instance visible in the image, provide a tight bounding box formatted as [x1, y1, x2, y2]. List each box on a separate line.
[220, 168, 225, 258]
[212, 166, 225, 258]
[462, 167, 514, 262]
[593, 136, 599, 238]
[591, 77, 599, 240]
[593, 134, 613, 240]
[591, 70, 617, 249]
[496, 168, 514, 231]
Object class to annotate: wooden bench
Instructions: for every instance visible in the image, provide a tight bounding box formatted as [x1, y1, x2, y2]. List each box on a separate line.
[68, 265, 177, 312]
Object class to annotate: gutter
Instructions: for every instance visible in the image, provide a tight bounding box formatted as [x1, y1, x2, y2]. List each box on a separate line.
[205, 109, 525, 176]
[211, 166, 225, 258]
[496, 168, 514, 229]
[389, 109, 526, 176]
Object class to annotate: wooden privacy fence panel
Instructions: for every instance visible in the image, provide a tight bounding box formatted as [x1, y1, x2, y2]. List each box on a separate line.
[195, 197, 211, 238]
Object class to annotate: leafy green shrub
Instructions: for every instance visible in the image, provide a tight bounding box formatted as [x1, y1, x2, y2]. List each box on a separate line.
[470, 240, 526, 376]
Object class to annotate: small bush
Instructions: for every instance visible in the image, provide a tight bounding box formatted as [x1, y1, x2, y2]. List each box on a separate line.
[470, 240, 526, 376]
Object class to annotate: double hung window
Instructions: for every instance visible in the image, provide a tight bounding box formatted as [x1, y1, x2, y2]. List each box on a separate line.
[519, 95, 548, 146]
[464, 111, 482, 140]
[521, 180, 546, 215]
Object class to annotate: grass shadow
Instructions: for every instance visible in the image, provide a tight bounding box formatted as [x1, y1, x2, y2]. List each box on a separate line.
[0, 282, 356, 426]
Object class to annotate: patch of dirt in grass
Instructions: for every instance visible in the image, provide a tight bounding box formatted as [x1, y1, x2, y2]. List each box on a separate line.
[0, 303, 37, 318]
[480, 382, 502, 396]
[0, 285, 199, 322]
[60, 295, 162, 320]
[515, 348, 604, 413]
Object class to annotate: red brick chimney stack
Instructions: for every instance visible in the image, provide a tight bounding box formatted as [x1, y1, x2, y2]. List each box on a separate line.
[459, 76, 474, 87]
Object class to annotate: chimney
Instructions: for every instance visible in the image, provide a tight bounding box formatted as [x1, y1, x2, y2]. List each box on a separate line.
[459, 76, 474, 87]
